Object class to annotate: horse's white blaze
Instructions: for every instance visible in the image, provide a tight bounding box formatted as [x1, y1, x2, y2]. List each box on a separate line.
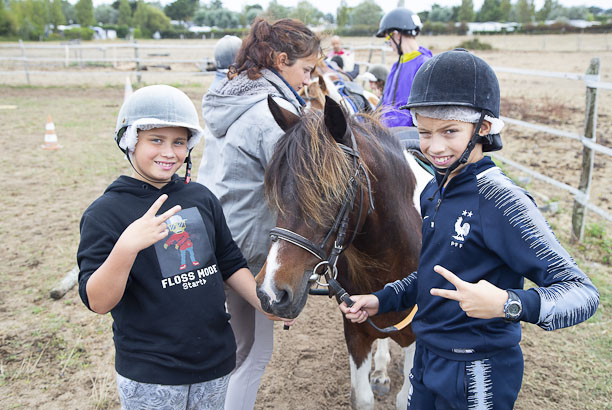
[350, 352, 374, 410]
[396, 342, 416, 410]
[260, 241, 282, 303]
[404, 151, 434, 213]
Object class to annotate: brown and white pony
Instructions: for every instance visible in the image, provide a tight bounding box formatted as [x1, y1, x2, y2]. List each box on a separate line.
[301, 60, 379, 113]
[255, 96, 432, 409]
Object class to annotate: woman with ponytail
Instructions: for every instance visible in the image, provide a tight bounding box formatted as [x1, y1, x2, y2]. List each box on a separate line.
[196, 18, 320, 409]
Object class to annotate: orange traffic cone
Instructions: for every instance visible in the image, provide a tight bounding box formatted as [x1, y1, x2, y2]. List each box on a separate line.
[41, 115, 62, 150]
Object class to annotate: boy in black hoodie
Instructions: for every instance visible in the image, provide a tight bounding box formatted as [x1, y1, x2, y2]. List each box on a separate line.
[77, 85, 287, 409]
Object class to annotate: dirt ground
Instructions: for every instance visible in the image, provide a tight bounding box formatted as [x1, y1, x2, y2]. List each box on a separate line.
[0, 36, 611, 409]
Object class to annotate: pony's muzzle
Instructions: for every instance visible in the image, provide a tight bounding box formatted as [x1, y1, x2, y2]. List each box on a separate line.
[256, 283, 295, 318]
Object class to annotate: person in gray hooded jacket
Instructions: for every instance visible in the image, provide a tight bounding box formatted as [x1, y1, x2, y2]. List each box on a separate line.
[197, 18, 320, 410]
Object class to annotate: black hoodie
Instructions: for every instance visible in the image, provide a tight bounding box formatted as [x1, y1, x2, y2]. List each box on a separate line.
[77, 175, 247, 385]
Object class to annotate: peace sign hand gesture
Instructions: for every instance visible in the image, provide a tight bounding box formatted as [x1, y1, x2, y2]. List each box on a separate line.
[429, 265, 508, 320]
[119, 194, 181, 255]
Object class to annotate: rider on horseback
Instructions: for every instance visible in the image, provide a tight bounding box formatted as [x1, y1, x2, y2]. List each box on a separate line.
[375, 7, 432, 128]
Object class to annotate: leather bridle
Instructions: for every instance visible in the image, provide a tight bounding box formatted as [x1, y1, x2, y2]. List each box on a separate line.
[269, 129, 374, 287]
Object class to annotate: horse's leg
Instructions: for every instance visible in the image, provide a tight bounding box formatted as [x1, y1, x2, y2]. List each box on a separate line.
[396, 341, 416, 410]
[349, 350, 374, 410]
[370, 338, 391, 396]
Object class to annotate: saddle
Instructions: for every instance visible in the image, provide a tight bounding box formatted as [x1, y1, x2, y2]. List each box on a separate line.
[335, 80, 372, 113]
[391, 126, 435, 176]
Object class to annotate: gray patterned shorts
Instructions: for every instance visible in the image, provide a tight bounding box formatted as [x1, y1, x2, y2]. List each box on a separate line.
[116, 372, 230, 410]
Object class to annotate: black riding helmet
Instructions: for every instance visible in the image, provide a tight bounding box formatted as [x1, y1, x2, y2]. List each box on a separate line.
[402, 48, 502, 152]
[375, 8, 422, 38]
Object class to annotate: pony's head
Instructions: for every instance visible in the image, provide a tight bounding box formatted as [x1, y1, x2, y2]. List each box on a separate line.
[256, 96, 382, 318]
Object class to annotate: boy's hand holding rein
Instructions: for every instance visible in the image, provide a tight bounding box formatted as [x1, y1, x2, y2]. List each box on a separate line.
[430, 265, 507, 319]
[119, 194, 181, 255]
[339, 294, 380, 323]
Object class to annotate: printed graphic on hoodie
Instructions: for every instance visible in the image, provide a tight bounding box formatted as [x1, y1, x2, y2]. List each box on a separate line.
[154, 207, 216, 289]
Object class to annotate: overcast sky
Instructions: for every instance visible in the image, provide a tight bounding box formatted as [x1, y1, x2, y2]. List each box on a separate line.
[90, 0, 611, 15]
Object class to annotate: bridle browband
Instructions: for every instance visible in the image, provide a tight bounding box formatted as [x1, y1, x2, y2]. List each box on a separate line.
[269, 129, 416, 333]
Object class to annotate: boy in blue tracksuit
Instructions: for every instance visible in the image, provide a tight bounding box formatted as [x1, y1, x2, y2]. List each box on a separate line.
[375, 7, 432, 128]
[340, 49, 599, 409]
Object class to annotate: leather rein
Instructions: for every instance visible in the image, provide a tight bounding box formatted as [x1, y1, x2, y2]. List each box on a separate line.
[269, 130, 416, 334]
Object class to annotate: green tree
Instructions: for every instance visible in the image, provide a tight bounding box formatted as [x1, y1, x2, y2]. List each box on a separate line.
[75, 0, 95, 26]
[429, 4, 454, 22]
[95, 5, 117, 24]
[290, 0, 322, 25]
[336, 0, 350, 27]
[458, 0, 474, 22]
[499, 0, 511, 21]
[516, 0, 535, 23]
[245, 7, 262, 24]
[265, 0, 291, 20]
[0, 0, 18, 35]
[164, 0, 197, 22]
[49, 0, 66, 28]
[476, 0, 502, 21]
[134, 0, 170, 37]
[117, 0, 132, 26]
[61, 0, 76, 24]
[537, 0, 555, 21]
[350, 0, 382, 26]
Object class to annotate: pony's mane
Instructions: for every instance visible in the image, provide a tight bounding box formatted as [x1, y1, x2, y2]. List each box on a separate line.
[265, 110, 388, 228]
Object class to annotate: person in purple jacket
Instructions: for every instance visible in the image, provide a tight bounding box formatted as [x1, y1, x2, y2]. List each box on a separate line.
[340, 49, 599, 409]
[375, 7, 432, 128]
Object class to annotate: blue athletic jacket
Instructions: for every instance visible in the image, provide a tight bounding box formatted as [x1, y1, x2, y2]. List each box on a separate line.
[374, 156, 599, 360]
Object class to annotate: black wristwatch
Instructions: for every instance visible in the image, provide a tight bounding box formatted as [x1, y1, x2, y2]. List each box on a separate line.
[503, 290, 522, 322]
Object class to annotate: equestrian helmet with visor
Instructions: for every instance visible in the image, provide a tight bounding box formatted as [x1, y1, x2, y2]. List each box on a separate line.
[115, 84, 203, 155]
[376, 8, 423, 38]
[402, 48, 503, 152]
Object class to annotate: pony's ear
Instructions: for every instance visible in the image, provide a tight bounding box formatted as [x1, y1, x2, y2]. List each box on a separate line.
[267, 95, 300, 132]
[323, 95, 348, 144]
[318, 75, 327, 93]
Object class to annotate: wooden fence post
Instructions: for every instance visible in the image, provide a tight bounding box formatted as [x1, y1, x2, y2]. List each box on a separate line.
[133, 40, 142, 84]
[19, 39, 30, 85]
[571, 57, 600, 243]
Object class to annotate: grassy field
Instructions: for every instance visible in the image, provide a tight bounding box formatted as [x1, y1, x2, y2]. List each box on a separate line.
[0, 35, 611, 409]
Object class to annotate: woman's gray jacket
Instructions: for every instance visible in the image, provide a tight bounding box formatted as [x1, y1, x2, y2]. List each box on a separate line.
[197, 69, 302, 275]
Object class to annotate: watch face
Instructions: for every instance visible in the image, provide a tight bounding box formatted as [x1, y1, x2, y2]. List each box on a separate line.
[508, 301, 521, 315]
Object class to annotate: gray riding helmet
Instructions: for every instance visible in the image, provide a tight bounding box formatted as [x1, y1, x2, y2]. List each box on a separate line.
[376, 8, 423, 37]
[214, 35, 242, 70]
[367, 64, 389, 82]
[402, 49, 502, 152]
[115, 84, 204, 154]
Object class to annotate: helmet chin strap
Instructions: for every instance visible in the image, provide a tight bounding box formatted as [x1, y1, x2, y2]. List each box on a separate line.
[428, 112, 486, 201]
[390, 32, 403, 106]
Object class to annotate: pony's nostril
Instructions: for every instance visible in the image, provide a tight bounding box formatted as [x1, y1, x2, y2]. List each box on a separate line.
[276, 286, 293, 307]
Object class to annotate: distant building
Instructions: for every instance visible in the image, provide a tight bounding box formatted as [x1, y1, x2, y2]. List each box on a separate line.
[465, 22, 519, 35]
[545, 19, 602, 29]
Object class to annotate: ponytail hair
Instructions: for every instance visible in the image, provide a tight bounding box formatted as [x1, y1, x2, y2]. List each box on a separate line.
[231, 18, 321, 80]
